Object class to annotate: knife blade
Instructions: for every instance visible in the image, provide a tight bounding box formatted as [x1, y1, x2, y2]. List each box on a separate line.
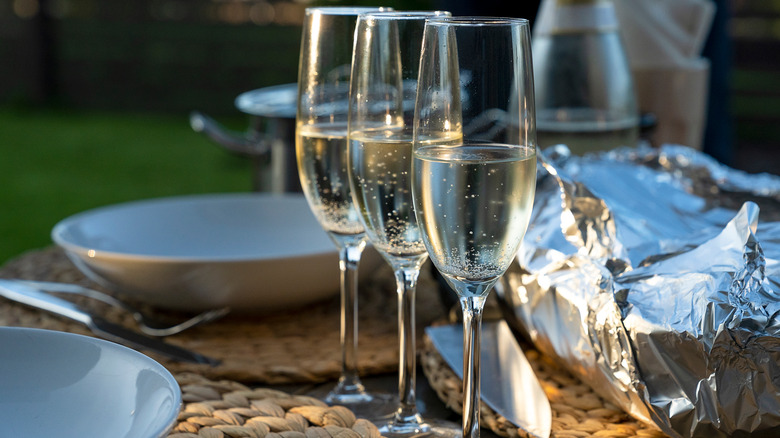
[426, 320, 552, 438]
[0, 279, 220, 366]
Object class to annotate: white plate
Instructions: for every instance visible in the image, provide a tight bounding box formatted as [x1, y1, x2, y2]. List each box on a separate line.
[52, 193, 374, 312]
[0, 327, 181, 438]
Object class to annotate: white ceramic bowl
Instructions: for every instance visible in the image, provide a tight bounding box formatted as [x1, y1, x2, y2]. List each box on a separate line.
[0, 327, 181, 438]
[52, 193, 376, 312]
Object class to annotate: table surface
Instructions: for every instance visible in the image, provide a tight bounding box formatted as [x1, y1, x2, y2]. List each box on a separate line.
[0, 247, 670, 438]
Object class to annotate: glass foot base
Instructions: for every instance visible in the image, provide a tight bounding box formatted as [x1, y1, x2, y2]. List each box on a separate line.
[307, 384, 398, 422]
[378, 417, 462, 438]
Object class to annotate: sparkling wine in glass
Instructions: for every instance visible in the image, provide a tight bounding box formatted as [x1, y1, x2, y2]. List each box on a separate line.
[295, 6, 394, 417]
[347, 11, 460, 437]
[412, 17, 537, 438]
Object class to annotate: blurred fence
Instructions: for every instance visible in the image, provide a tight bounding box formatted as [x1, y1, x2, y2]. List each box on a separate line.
[0, 0, 778, 174]
[0, 0, 304, 115]
[730, 0, 780, 173]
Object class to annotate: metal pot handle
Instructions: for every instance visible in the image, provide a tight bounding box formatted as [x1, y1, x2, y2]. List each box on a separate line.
[189, 111, 271, 157]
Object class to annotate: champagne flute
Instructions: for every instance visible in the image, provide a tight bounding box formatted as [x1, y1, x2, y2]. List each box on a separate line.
[295, 6, 394, 415]
[412, 17, 537, 438]
[347, 11, 460, 437]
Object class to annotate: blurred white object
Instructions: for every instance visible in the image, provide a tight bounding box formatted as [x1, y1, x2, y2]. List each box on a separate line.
[614, 0, 716, 150]
[52, 193, 381, 312]
[0, 327, 180, 438]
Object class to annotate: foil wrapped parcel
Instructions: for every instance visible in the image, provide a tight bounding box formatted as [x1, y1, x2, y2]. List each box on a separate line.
[498, 145, 780, 437]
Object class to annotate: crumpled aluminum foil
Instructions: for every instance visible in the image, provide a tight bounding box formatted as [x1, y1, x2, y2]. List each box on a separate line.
[498, 144, 780, 438]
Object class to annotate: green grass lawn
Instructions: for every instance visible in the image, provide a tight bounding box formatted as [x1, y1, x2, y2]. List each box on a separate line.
[0, 107, 254, 264]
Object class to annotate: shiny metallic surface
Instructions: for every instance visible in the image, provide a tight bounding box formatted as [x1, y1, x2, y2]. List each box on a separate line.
[0, 280, 221, 365]
[191, 83, 301, 193]
[498, 145, 780, 437]
[427, 321, 552, 438]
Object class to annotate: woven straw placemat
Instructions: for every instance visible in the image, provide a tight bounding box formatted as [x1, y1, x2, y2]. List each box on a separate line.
[420, 335, 668, 438]
[1, 247, 669, 438]
[171, 372, 383, 438]
[172, 360, 668, 438]
[0, 246, 446, 384]
[167, 339, 669, 438]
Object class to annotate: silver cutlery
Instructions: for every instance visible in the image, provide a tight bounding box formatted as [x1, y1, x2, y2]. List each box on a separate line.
[16, 280, 229, 337]
[0, 279, 221, 366]
[426, 320, 552, 438]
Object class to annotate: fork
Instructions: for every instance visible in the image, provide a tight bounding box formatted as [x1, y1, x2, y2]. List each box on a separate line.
[16, 280, 230, 336]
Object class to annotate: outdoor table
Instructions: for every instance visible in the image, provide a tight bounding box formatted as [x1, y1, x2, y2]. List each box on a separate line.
[0, 246, 667, 438]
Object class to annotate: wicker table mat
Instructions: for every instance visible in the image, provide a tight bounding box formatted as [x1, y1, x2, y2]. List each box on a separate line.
[0, 246, 445, 384]
[171, 372, 383, 438]
[1, 247, 669, 438]
[173, 365, 668, 438]
[420, 336, 668, 438]
[168, 342, 669, 438]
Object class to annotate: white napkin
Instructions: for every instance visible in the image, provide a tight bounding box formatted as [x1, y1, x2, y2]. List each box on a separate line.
[615, 0, 715, 68]
[614, 0, 716, 150]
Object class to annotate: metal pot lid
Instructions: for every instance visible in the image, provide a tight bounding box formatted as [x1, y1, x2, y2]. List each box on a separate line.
[235, 83, 297, 119]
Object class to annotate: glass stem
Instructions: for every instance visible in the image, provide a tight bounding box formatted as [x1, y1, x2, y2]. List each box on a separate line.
[333, 240, 367, 397]
[392, 266, 424, 427]
[460, 295, 487, 438]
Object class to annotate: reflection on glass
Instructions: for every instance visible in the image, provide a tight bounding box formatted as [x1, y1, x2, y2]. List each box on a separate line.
[348, 10, 461, 437]
[295, 6, 395, 418]
[413, 17, 537, 438]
